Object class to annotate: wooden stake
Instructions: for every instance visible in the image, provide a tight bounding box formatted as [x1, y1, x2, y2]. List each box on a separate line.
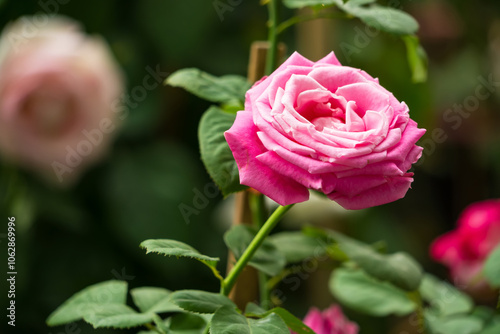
[227, 41, 285, 310]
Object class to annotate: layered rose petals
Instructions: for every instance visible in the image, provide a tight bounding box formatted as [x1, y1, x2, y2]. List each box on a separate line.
[225, 52, 425, 209]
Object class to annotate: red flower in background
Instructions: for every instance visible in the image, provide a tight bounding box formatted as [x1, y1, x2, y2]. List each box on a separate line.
[294, 305, 359, 334]
[431, 199, 500, 287]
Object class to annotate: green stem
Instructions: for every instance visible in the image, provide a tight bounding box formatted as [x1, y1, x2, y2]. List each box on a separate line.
[276, 12, 350, 35]
[407, 291, 427, 334]
[258, 271, 270, 310]
[222, 204, 294, 296]
[265, 0, 279, 75]
[249, 192, 266, 229]
[249, 192, 271, 309]
[145, 323, 162, 334]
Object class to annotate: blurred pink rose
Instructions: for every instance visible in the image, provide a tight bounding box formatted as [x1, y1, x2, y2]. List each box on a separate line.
[0, 16, 124, 184]
[293, 305, 359, 334]
[430, 199, 500, 287]
[225, 52, 425, 209]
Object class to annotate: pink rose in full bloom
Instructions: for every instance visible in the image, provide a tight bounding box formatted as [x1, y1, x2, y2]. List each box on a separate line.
[293, 305, 359, 334]
[0, 16, 124, 184]
[430, 199, 500, 288]
[224, 52, 425, 209]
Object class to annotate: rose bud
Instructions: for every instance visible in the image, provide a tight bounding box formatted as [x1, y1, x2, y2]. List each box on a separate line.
[0, 16, 124, 185]
[225, 52, 425, 209]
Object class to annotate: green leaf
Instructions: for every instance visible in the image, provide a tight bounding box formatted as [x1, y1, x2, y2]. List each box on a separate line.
[282, 0, 337, 9]
[210, 306, 290, 334]
[244, 303, 267, 316]
[154, 316, 171, 334]
[471, 306, 495, 323]
[328, 230, 423, 291]
[198, 106, 248, 197]
[329, 268, 416, 316]
[267, 308, 315, 334]
[83, 304, 155, 329]
[419, 274, 473, 317]
[46, 281, 127, 326]
[140, 239, 219, 267]
[130, 287, 181, 313]
[168, 313, 208, 334]
[345, 0, 376, 5]
[480, 322, 500, 334]
[425, 310, 484, 334]
[275, 0, 418, 35]
[246, 307, 315, 334]
[483, 245, 500, 287]
[335, 0, 419, 35]
[165, 68, 250, 104]
[269, 231, 327, 263]
[353, 6, 419, 35]
[403, 35, 428, 83]
[224, 225, 286, 276]
[169, 290, 236, 314]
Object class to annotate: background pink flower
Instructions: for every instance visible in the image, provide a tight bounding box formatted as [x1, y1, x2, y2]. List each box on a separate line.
[294, 305, 359, 334]
[0, 16, 124, 185]
[225, 52, 425, 210]
[430, 199, 500, 287]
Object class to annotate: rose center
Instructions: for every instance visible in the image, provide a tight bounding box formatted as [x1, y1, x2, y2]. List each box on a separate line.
[21, 88, 76, 138]
[296, 93, 347, 131]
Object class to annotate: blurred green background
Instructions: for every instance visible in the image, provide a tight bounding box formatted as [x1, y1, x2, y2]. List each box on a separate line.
[1, 0, 500, 333]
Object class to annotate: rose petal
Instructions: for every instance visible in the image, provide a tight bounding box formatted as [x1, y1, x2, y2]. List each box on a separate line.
[257, 151, 337, 194]
[374, 128, 402, 153]
[225, 110, 310, 205]
[387, 120, 426, 162]
[246, 52, 314, 110]
[256, 131, 352, 173]
[336, 82, 392, 116]
[335, 161, 404, 178]
[315, 51, 342, 66]
[430, 232, 462, 263]
[255, 113, 317, 156]
[308, 66, 372, 93]
[330, 175, 413, 210]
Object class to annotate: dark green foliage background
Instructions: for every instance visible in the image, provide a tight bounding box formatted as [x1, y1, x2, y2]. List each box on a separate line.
[1, 0, 500, 333]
